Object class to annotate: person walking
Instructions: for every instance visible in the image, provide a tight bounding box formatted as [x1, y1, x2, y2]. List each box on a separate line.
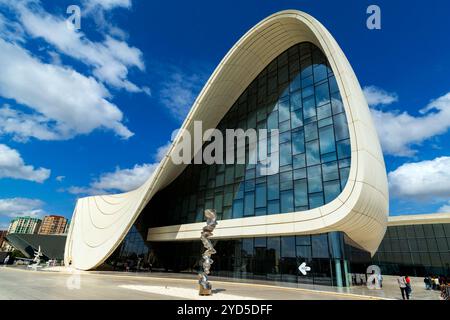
[397, 275, 409, 300]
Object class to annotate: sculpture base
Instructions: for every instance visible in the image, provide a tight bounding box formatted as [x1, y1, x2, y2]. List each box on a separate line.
[199, 285, 212, 296]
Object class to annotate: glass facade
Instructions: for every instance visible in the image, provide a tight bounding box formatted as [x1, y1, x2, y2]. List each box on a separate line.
[373, 223, 450, 277]
[104, 229, 364, 287]
[143, 42, 351, 228]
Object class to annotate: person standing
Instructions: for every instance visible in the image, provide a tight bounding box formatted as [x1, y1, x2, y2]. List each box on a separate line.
[397, 275, 409, 300]
[405, 275, 412, 298]
[424, 276, 431, 290]
[434, 276, 440, 290]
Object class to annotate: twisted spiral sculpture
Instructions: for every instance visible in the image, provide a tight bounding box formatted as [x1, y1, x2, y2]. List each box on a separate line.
[198, 209, 217, 295]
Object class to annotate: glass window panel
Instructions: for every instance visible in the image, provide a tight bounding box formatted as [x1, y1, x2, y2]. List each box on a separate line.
[268, 75, 277, 94]
[214, 194, 223, 213]
[339, 158, 351, 168]
[280, 190, 294, 213]
[290, 74, 301, 92]
[306, 140, 321, 166]
[337, 139, 351, 159]
[296, 246, 311, 260]
[315, 82, 330, 106]
[280, 171, 293, 191]
[290, 91, 302, 110]
[225, 166, 234, 185]
[222, 207, 232, 219]
[254, 237, 266, 248]
[433, 224, 446, 238]
[267, 111, 278, 130]
[331, 92, 344, 114]
[293, 168, 307, 180]
[280, 131, 291, 144]
[333, 113, 350, 141]
[317, 103, 332, 120]
[329, 76, 339, 94]
[414, 225, 425, 238]
[312, 234, 329, 258]
[292, 131, 305, 155]
[278, 99, 290, 122]
[216, 173, 224, 187]
[437, 238, 448, 252]
[324, 181, 341, 203]
[255, 207, 266, 216]
[281, 237, 296, 258]
[268, 200, 280, 214]
[322, 152, 337, 163]
[319, 126, 336, 154]
[426, 238, 438, 252]
[280, 143, 292, 166]
[318, 117, 333, 128]
[302, 75, 313, 88]
[322, 161, 339, 182]
[255, 184, 266, 208]
[293, 153, 306, 169]
[339, 167, 350, 189]
[279, 120, 291, 133]
[302, 85, 314, 98]
[304, 123, 318, 142]
[297, 235, 311, 245]
[244, 193, 255, 216]
[279, 65, 289, 84]
[267, 175, 279, 200]
[309, 193, 324, 209]
[303, 95, 316, 119]
[313, 64, 328, 83]
[294, 179, 308, 207]
[291, 109, 303, 128]
[307, 165, 322, 193]
[232, 199, 243, 218]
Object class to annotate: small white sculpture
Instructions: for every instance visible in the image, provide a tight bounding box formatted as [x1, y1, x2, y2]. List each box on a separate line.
[28, 245, 43, 270]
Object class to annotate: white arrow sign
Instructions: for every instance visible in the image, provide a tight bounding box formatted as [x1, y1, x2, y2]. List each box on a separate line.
[298, 262, 311, 275]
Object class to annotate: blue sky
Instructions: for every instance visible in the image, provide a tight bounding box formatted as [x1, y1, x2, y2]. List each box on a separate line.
[0, 0, 450, 229]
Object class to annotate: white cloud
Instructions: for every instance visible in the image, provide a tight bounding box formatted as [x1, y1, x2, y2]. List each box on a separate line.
[56, 176, 65, 182]
[0, 198, 45, 218]
[8, 2, 146, 93]
[389, 156, 450, 201]
[363, 85, 398, 107]
[438, 202, 450, 213]
[66, 138, 176, 196]
[0, 144, 50, 183]
[84, 0, 132, 10]
[371, 92, 450, 157]
[160, 71, 206, 121]
[68, 163, 158, 195]
[0, 39, 133, 140]
[155, 141, 172, 162]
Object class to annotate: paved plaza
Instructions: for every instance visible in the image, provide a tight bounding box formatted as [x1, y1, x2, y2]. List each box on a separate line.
[0, 266, 441, 300]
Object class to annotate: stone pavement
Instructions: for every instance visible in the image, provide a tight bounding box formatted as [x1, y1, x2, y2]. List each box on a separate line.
[0, 266, 441, 300]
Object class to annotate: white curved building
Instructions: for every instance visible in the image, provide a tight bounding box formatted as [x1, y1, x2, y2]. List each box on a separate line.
[65, 10, 388, 287]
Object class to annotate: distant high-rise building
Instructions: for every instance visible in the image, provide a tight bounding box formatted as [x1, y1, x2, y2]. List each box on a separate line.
[8, 217, 42, 235]
[38, 215, 68, 235]
[0, 230, 8, 250]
